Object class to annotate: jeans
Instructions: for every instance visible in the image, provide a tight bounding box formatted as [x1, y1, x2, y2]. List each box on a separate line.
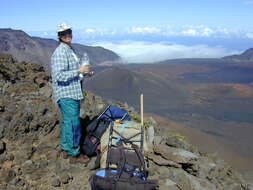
[57, 98, 81, 156]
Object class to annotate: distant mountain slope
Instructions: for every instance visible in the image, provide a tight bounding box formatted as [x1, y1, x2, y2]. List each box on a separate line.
[85, 66, 189, 112]
[223, 48, 253, 61]
[0, 28, 120, 69]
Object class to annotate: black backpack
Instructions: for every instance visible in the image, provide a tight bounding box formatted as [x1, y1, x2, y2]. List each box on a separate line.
[82, 117, 111, 156]
[82, 105, 130, 157]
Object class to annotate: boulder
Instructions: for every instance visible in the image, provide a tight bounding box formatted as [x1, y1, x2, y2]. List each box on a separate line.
[51, 178, 61, 187]
[154, 135, 164, 145]
[14, 143, 34, 165]
[159, 179, 181, 190]
[146, 125, 155, 151]
[0, 169, 16, 184]
[167, 168, 217, 190]
[39, 85, 52, 98]
[166, 135, 193, 151]
[147, 153, 181, 168]
[59, 173, 71, 184]
[0, 124, 5, 139]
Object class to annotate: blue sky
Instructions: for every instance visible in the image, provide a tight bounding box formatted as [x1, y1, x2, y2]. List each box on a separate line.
[1, 0, 253, 62]
[1, 0, 253, 31]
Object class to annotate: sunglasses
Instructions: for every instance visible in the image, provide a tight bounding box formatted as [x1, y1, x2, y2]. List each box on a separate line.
[58, 29, 72, 36]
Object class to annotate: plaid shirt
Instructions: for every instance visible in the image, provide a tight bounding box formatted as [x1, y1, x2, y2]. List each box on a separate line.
[51, 42, 84, 103]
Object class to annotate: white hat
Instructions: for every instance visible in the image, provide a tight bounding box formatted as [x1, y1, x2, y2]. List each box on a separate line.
[57, 23, 72, 32]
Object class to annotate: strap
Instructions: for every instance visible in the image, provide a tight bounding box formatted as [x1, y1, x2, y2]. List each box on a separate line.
[90, 118, 107, 134]
[113, 129, 142, 144]
[98, 105, 115, 121]
[111, 125, 147, 175]
[94, 149, 101, 170]
[57, 75, 79, 86]
[92, 119, 110, 139]
[117, 143, 126, 179]
[97, 105, 111, 120]
[89, 175, 96, 190]
[131, 144, 145, 165]
[120, 112, 128, 121]
[131, 144, 147, 178]
[112, 179, 117, 190]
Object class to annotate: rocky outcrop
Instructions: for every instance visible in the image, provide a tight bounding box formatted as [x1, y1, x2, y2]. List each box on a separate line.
[147, 135, 251, 190]
[0, 54, 252, 189]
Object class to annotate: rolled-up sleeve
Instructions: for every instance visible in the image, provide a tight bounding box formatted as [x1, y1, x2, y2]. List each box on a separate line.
[51, 49, 79, 83]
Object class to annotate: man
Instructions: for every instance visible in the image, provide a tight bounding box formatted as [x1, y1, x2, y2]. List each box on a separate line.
[51, 23, 90, 163]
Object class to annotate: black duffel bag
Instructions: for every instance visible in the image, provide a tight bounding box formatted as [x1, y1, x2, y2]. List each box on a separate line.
[89, 169, 158, 190]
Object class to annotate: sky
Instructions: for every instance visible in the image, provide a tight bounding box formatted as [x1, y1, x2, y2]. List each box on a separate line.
[1, 0, 253, 30]
[1, 0, 253, 62]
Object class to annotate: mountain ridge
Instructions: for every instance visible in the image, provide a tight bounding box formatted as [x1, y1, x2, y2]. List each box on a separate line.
[0, 28, 121, 70]
[223, 48, 253, 61]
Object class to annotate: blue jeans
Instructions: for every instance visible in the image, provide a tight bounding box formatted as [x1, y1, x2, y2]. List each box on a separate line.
[57, 98, 81, 156]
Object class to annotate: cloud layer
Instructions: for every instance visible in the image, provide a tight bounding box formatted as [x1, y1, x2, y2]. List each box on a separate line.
[77, 25, 252, 39]
[93, 41, 241, 63]
[30, 25, 253, 42]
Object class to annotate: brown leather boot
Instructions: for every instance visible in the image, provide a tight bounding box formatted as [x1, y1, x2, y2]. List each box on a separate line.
[69, 154, 90, 164]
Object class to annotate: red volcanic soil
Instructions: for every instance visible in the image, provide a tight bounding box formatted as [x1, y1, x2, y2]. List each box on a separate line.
[224, 83, 253, 97]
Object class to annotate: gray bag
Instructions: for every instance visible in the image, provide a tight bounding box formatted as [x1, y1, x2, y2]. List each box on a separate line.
[89, 130, 158, 190]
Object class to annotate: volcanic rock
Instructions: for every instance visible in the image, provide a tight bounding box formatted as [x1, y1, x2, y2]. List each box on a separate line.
[0, 53, 251, 190]
[51, 178, 61, 187]
[0, 140, 6, 154]
[154, 144, 199, 164]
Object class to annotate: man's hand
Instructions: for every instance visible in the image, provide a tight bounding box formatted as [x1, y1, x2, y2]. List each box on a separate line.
[79, 65, 90, 73]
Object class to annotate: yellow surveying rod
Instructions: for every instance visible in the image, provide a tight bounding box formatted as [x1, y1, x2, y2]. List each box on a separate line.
[141, 94, 144, 126]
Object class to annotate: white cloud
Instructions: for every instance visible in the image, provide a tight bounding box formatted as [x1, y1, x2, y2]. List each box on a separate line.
[85, 28, 95, 33]
[110, 30, 117, 35]
[202, 27, 214, 37]
[128, 26, 161, 34]
[181, 26, 215, 37]
[246, 33, 253, 38]
[77, 25, 251, 39]
[182, 29, 198, 36]
[217, 27, 229, 35]
[92, 41, 240, 63]
[127, 25, 230, 38]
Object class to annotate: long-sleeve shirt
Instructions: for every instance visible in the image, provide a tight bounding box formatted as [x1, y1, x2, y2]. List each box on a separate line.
[51, 42, 84, 103]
